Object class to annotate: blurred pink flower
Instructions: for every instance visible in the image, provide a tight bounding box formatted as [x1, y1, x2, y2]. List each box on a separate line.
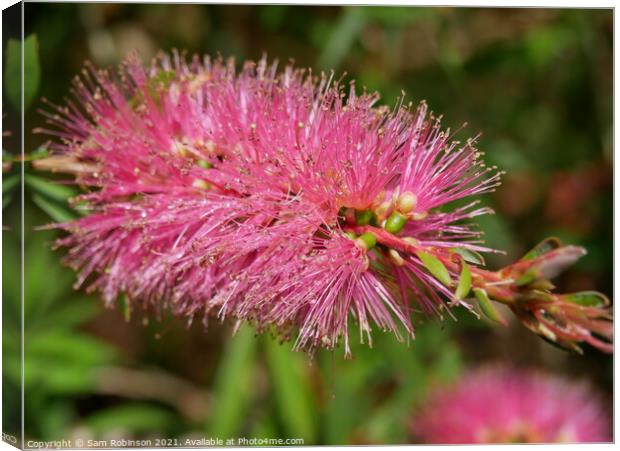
[411, 366, 611, 444]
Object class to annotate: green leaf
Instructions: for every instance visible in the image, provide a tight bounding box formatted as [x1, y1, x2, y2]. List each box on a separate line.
[250, 416, 278, 441]
[317, 7, 365, 70]
[28, 299, 98, 332]
[521, 237, 563, 261]
[26, 331, 117, 366]
[521, 289, 555, 304]
[4, 34, 41, 111]
[2, 174, 20, 195]
[524, 25, 572, 68]
[265, 339, 316, 443]
[39, 402, 73, 441]
[2, 231, 23, 319]
[207, 326, 258, 439]
[455, 259, 472, 300]
[23, 230, 73, 317]
[29, 147, 50, 160]
[22, 330, 116, 394]
[451, 247, 485, 265]
[4, 39, 21, 111]
[25, 35, 42, 109]
[86, 403, 176, 435]
[3, 194, 13, 209]
[25, 174, 76, 202]
[515, 268, 537, 286]
[564, 291, 610, 308]
[416, 251, 452, 286]
[473, 288, 507, 326]
[31, 194, 77, 222]
[34, 364, 96, 394]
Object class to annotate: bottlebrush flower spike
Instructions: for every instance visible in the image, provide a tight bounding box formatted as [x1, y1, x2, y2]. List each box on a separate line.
[411, 366, 611, 444]
[36, 52, 612, 355]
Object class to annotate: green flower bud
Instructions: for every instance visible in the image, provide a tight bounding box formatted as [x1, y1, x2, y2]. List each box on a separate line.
[356, 232, 377, 250]
[385, 211, 407, 234]
[355, 209, 375, 226]
[197, 159, 212, 169]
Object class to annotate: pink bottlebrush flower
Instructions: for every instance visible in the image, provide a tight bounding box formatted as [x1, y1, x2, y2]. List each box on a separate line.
[411, 366, 611, 444]
[36, 52, 611, 355]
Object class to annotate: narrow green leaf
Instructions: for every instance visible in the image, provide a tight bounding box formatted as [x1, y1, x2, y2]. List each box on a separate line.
[317, 7, 366, 69]
[22, 229, 73, 317]
[3, 194, 13, 209]
[86, 404, 176, 434]
[2, 174, 20, 195]
[455, 259, 472, 300]
[25, 174, 76, 201]
[31, 194, 77, 222]
[29, 147, 50, 160]
[25, 360, 95, 394]
[4, 34, 41, 111]
[28, 300, 98, 332]
[515, 268, 537, 286]
[265, 338, 316, 443]
[24, 34, 41, 109]
[452, 247, 485, 265]
[416, 251, 452, 286]
[521, 289, 555, 304]
[39, 402, 73, 441]
[249, 416, 278, 442]
[473, 288, 507, 326]
[27, 330, 117, 366]
[4, 39, 21, 111]
[563, 291, 610, 308]
[521, 237, 563, 261]
[3, 230, 23, 318]
[207, 326, 258, 439]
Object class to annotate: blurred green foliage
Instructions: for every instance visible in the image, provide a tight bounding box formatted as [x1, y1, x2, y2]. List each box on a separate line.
[4, 34, 40, 111]
[2, 4, 612, 445]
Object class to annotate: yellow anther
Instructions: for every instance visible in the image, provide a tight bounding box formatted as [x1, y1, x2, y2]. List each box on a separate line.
[402, 237, 420, 247]
[374, 201, 392, 222]
[396, 191, 417, 214]
[388, 249, 405, 266]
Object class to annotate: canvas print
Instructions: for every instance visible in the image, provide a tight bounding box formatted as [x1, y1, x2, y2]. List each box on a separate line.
[1, 2, 614, 448]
